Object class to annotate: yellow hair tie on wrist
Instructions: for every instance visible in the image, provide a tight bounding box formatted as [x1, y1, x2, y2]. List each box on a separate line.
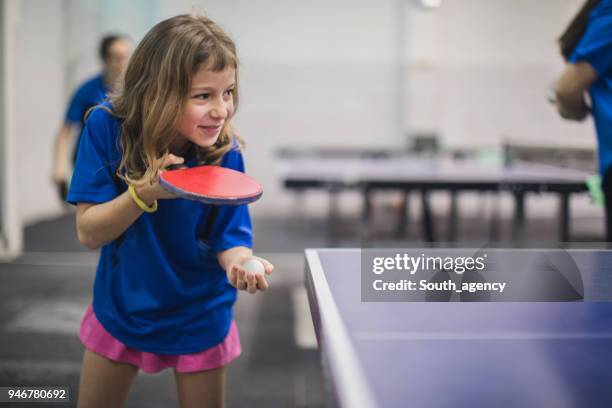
[128, 184, 158, 213]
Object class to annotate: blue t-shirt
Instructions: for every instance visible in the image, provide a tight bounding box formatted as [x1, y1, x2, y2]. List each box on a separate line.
[67, 104, 253, 354]
[65, 74, 108, 125]
[65, 74, 109, 163]
[569, 0, 612, 176]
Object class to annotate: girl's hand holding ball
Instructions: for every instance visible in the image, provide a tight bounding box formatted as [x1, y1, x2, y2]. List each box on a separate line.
[226, 255, 273, 294]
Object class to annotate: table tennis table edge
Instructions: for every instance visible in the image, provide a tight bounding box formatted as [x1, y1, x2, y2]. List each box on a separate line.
[305, 249, 377, 408]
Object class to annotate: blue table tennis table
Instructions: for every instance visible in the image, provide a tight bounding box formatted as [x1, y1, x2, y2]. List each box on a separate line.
[305, 248, 612, 408]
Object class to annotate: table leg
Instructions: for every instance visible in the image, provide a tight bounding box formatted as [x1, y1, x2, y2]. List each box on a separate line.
[361, 188, 373, 242]
[362, 188, 372, 223]
[422, 190, 435, 242]
[512, 191, 526, 242]
[559, 192, 570, 243]
[395, 191, 410, 238]
[327, 187, 340, 246]
[447, 190, 458, 242]
[489, 192, 500, 242]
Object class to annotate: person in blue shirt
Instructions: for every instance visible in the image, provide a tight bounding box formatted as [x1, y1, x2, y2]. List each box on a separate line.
[555, 0, 612, 241]
[67, 15, 274, 407]
[52, 34, 131, 199]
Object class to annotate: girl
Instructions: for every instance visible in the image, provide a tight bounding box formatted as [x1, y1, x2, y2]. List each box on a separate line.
[67, 14, 273, 408]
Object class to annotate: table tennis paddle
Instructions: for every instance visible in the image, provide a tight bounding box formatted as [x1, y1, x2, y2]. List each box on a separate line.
[159, 165, 263, 205]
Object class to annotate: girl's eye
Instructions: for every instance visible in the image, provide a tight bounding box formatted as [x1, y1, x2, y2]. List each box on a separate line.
[223, 89, 234, 97]
[194, 93, 210, 100]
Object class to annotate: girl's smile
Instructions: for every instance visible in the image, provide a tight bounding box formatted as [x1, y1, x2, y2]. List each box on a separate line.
[198, 123, 224, 137]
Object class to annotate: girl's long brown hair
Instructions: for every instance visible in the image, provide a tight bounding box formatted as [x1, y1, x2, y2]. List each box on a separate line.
[559, 0, 601, 61]
[111, 14, 242, 186]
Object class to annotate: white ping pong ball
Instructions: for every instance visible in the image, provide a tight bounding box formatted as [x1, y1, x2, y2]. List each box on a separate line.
[243, 259, 265, 276]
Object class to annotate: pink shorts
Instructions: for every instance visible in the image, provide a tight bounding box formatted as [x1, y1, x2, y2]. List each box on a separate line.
[78, 305, 241, 373]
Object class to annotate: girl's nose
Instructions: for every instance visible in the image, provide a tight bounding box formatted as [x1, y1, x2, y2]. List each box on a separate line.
[210, 99, 229, 119]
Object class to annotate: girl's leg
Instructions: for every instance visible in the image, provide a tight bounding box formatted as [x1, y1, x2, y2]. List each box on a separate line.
[174, 366, 226, 408]
[76, 349, 139, 408]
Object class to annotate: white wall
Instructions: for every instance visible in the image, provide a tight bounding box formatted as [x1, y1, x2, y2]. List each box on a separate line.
[12, 0, 65, 225]
[1, 0, 23, 258]
[6, 0, 600, 230]
[404, 0, 595, 150]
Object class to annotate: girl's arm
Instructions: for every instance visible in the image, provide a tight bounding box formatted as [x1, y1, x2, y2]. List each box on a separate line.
[77, 187, 151, 249]
[51, 123, 78, 188]
[76, 154, 183, 249]
[218, 246, 274, 294]
[554, 61, 598, 121]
